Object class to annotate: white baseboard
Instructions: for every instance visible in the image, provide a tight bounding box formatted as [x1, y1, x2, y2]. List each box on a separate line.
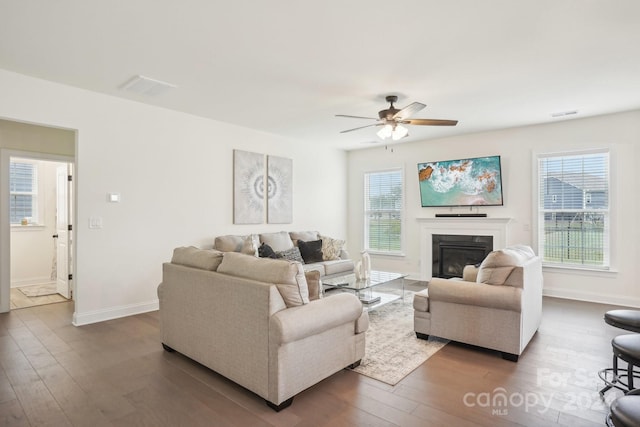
[72, 299, 159, 326]
[543, 288, 640, 308]
[11, 277, 53, 288]
[404, 271, 422, 281]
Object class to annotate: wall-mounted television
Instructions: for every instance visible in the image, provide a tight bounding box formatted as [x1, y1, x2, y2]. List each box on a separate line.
[418, 155, 504, 207]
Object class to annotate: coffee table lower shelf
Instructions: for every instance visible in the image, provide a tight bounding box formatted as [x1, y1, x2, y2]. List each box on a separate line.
[322, 270, 408, 312]
[359, 291, 401, 311]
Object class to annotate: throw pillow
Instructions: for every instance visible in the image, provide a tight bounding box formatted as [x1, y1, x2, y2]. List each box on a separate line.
[298, 239, 324, 263]
[259, 231, 294, 252]
[258, 242, 279, 259]
[319, 234, 345, 260]
[276, 246, 305, 263]
[213, 234, 245, 252]
[241, 234, 260, 257]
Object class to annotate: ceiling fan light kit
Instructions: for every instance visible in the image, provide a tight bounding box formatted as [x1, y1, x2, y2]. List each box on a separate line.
[377, 123, 409, 141]
[337, 94, 458, 141]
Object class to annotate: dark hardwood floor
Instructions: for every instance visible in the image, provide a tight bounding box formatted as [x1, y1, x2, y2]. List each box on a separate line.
[0, 295, 628, 426]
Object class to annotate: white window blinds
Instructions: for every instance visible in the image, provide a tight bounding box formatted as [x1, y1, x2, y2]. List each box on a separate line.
[537, 149, 610, 268]
[364, 169, 403, 254]
[9, 161, 38, 225]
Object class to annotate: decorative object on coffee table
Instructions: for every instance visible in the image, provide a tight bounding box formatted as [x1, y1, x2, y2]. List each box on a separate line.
[360, 250, 371, 279]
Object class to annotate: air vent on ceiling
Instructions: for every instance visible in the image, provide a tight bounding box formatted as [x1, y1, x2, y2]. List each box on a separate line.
[120, 75, 176, 96]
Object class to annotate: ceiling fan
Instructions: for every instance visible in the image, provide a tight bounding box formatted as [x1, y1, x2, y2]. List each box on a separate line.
[336, 95, 458, 141]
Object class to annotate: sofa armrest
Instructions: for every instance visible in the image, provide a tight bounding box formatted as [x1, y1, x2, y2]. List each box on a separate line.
[429, 278, 522, 312]
[462, 265, 479, 282]
[270, 293, 365, 344]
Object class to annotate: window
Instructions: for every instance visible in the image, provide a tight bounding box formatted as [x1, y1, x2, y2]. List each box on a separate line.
[537, 149, 609, 269]
[364, 169, 403, 254]
[9, 161, 39, 225]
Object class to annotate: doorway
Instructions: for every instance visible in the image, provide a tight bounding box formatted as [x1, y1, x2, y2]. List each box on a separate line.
[1, 149, 75, 313]
[8, 157, 73, 309]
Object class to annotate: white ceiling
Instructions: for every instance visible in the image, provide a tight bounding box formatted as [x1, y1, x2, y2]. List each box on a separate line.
[1, 0, 639, 150]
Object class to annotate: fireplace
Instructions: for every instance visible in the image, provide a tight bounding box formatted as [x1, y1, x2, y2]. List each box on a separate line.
[432, 234, 493, 278]
[417, 217, 511, 280]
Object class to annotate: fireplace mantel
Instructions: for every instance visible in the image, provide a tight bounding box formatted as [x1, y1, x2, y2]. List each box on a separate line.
[417, 217, 512, 280]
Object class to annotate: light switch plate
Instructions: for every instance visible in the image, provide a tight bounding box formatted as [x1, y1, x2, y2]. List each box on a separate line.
[89, 217, 103, 229]
[108, 193, 120, 203]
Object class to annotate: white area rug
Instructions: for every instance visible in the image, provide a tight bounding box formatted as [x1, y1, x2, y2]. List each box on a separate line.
[18, 283, 58, 297]
[350, 293, 447, 385]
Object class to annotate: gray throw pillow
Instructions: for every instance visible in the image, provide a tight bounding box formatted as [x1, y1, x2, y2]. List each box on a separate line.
[276, 246, 304, 263]
[298, 239, 324, 263]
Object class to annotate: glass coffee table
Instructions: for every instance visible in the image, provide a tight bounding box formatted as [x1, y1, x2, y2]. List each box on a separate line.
[322, 270, 408, 311]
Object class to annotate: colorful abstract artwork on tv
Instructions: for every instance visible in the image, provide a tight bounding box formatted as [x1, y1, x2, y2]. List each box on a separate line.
[418, 155, 503, 207]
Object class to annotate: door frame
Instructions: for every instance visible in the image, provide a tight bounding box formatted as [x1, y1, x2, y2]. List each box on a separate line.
[55, 163, 72, 299]
[0, 149, 75, 313]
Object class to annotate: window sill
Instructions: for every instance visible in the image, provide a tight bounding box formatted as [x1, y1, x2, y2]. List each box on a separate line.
[367, 251, 406, 258]
[542, 264, 618, 276]
[11, 224, 46, 231]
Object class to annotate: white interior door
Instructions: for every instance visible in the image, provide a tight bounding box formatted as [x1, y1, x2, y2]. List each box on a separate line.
[56, 164, 71, 298]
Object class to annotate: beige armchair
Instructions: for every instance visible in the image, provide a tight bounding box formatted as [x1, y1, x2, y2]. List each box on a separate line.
[413, 245, 543, 361]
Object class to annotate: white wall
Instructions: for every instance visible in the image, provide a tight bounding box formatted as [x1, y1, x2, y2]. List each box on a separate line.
[0, 69, 348, 324]
[348, 110, 640, 307]
[10, 160, 60, 287]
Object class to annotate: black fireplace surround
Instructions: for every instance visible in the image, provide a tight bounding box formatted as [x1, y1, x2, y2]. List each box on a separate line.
[432, 234, 493, 279]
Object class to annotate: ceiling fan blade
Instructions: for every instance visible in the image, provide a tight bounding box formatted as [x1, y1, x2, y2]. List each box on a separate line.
[404, 118, 458, 126]
[392, 102, 426, 120]
[340, 123, 383, 133]
[335, 114, 378, 120]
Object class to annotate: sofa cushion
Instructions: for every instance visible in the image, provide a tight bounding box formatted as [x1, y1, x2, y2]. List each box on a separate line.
[319, 235, 345, 260]
[298, 240, 324, 263]
[305, 270, 323, 300]
[323, 259, 355, 276]
[171, 246, 224, 271]
[276, 246, 304, 263]
[214, 234, 245, 252]
[503, 245, 536, 262]
[289, 230, 319, 246]
[477, 245, 535, 286]
[217, 252, 310, 307]
[213, 234, 260, 256]
[477, 251, 515, 286]
[259, 231, 294, 252]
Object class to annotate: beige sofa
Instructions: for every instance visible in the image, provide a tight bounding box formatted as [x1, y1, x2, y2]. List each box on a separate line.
[214, 230, 355, 279]
[158, 247, 368, 411]
[413, 245, 542, 362]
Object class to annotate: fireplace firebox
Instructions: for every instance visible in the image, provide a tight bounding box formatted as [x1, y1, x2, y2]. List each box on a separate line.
[432, 234, 493, 279]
